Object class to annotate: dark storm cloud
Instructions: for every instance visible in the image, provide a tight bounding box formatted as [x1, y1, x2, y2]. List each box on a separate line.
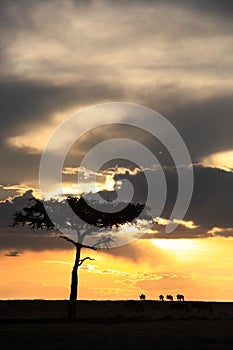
[0, 191, 74, 252]
[1, 82, 230, 189]
[185, 166, 233, 229]
[0, 145, 41, 186]
[0, 164, 232, 253]
[1, 76, 232, 164]
[149, 93, 233, 162]
[0, 0, 232, 163]
[0, 0, 232, 249]
[114, 164, 233, 231]
[0, 77, 124, 139]
[63, 91, 233, 168]
[167, 0, 233, 17]
[0, 76, 125, 187]
[105, 0, 233, 17]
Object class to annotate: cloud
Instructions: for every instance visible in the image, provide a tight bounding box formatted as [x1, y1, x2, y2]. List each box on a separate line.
[0, 163, 233, 253]
[4, 250, 21, 257]
[0, 184, 37, 202]
[167, 0, 233, 18]
[118, 164, 233, 232]
[1, 0, 233, 98]
[201, 150, 233, 172]
[207, 227, 233, 238]
[0, 77, 124, 141]
[0, 0, 232, 250]
[135, 272, 200, 292]
[102, 239, 170, 265]
[155, 218, 199, 230]
[165, 94, 233, 162]
[0, 0, 232, 196]
[0, 190, 74, 252]
[0, 77, 125, 189]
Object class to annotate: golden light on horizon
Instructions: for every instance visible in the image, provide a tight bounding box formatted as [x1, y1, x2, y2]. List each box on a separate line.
[150, 238, 204, 262]
[1, 237, 233, 301]
[151, 238, 199, 252]
[202, 150, 233, 172]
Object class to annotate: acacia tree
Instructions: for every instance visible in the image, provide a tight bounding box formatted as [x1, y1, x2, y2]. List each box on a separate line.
[11, 195, 146, 320]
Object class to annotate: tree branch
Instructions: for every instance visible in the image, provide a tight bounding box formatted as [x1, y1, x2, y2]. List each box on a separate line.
[93, 235, 116, 250]
[81, 244, 97, 251]
[78, 257, 95, 266]
[59, 235, 97, 250]
[59, 235, 77, 246]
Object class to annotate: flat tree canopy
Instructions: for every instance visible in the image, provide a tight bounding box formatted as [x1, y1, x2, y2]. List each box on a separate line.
[11, 195, 147, 242]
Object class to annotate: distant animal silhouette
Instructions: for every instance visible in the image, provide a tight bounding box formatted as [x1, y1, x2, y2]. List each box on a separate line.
[159, 294, 164, 301]
[177, 294, 184, 301]
[139, 293, 146, 300]
[166, 294, 173, 301]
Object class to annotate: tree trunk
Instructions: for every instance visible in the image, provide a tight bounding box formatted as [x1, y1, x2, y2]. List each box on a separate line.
[67, 245, 81, 320]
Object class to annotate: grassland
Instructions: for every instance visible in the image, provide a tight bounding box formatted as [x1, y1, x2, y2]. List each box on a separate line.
[0, 300, 232, 349]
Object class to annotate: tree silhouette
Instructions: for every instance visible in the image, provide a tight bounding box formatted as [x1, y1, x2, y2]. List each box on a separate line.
[11, 194, 148, 320]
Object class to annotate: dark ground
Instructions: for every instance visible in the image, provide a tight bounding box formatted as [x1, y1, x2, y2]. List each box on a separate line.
[0, 300, 232, 349]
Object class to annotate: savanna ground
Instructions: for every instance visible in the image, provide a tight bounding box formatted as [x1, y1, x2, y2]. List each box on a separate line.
[0, 300, 232, 349]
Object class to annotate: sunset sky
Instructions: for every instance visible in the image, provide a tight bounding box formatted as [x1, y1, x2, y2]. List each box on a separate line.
[0, 0, 233, 302]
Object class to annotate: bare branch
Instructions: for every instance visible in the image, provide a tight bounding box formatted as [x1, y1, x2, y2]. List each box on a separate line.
[59, 235, 97, 251]
[59, 235, 77, 247]
[93, 235, 116, 250]
[78, 257, 95, 266]
[81, 244, 97, 251]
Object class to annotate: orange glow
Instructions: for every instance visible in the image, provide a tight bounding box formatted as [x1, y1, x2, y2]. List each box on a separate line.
[0, 237, 233, 301]
[151, 238, 205, 261]
[202, 150, 233, 172]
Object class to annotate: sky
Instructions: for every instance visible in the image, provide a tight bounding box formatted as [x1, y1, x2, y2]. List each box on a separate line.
[0, 0, 233, 301]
